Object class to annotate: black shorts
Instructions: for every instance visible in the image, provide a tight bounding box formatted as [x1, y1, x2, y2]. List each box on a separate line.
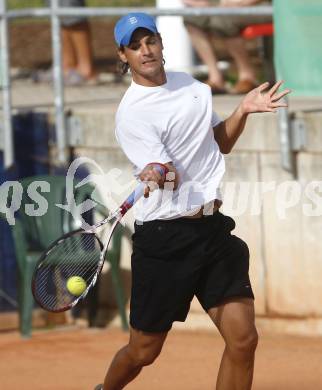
[130, 211, 254, 333]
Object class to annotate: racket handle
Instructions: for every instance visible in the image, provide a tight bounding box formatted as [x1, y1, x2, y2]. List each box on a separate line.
[119, 163, 169, 216]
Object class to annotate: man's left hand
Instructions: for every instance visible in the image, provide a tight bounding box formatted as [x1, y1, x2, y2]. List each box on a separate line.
[240, 80, 291, 115]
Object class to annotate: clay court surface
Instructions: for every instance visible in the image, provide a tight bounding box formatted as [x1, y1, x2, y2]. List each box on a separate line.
[1, 327, 322, 390]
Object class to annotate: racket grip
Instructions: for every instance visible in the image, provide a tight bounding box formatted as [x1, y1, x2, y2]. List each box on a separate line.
[119, 163, 169, 216]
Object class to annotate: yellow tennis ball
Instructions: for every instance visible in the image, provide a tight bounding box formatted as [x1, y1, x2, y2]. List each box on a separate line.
[66, 276, 87, 296]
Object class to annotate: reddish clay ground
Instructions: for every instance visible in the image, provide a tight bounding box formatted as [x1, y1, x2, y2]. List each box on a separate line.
[1, 327, 322, 390]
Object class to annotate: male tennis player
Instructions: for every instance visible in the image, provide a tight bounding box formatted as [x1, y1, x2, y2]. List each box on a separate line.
[95, 12, 290, 390]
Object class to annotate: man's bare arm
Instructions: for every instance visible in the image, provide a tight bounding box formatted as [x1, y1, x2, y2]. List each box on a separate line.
[213, 81, 291, 154]
[213, 107, 247, 154]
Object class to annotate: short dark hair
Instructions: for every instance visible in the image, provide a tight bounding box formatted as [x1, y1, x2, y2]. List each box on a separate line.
[117, 45, 130, 75]
[117, 60, 130, 75]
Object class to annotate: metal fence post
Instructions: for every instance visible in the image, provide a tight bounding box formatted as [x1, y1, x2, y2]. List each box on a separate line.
[51, 0, 66, 164]
[277, 97, 296, 175]
[0, 0, 14, 168]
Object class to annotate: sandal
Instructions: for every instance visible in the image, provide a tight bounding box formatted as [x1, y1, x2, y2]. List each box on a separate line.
[231, 79, 258, 94]
[205, 80, 227, 95]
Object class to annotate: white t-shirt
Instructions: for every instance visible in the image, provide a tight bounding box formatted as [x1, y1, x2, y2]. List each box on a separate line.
[115, 71, 225, 221]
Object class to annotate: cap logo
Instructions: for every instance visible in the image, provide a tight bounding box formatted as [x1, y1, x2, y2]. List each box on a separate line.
[129, 17, 138, 25]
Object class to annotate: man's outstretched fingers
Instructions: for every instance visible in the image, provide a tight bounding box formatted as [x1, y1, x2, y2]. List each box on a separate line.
[272, 89, 292, 102]
[268, 80, 284, 96]
[271, 101, 288, 108]
[257, 82, 270, 92]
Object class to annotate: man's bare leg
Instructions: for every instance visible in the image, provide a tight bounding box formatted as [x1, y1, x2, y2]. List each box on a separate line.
[103, 327, 168, 390]
[185, 23, 225, 89]
[208, 298, 258, 390]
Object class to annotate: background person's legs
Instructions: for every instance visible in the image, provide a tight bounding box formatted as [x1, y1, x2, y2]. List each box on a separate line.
[225, 36, 257, 93]
[218, 12, 272, 93]
[103, 327, 168, 390]
[208, 298, 258, 390]
[62, 25, 77, 74]
[185, 23, 226, 92]
[41, 0, 96, 84]
[63, 21, 96, 80]
[184, 22, 257, 94]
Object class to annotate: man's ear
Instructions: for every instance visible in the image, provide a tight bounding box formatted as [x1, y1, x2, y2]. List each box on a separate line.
[117, 48, 128, 64]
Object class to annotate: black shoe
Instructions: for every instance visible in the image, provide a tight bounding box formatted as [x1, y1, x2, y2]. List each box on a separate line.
[94, 385, 103, 390]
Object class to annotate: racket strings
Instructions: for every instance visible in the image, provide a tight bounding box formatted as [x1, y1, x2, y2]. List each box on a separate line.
[36, 236, 89, 292]
[33, 232, 103, 311]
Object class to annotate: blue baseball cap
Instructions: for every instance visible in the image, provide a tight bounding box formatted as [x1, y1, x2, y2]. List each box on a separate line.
[114, 13, 158, 47]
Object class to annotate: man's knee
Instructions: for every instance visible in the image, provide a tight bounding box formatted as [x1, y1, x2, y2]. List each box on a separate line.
[227, 327, 258, 360]
[128, 342, 163, 367]
[127, 329, 167, 368]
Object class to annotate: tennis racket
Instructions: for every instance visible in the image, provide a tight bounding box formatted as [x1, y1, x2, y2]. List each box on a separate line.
[31, 163, 168, 312]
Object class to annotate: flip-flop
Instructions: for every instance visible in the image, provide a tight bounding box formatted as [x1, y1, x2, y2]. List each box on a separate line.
[32, 69, 53, 83]
[231, 79, 258, 94]
[32, 68, 99, 86]
[64, 69, 85, 86]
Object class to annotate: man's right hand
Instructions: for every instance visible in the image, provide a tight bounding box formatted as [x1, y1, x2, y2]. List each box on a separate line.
[139, 163, 179, 198]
